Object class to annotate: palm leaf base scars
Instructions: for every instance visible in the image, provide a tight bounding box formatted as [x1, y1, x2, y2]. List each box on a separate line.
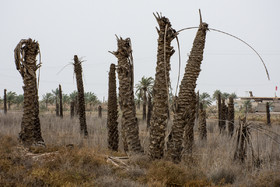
[148, 13, 177, 160]
[167, 21, 208, 163]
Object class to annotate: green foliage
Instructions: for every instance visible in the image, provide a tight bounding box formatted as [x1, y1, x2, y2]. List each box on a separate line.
[135, 76, 154, 100]
[69, 91, 78, 102]
[84, 92, 100, 106]
[199, 92, 212, 108]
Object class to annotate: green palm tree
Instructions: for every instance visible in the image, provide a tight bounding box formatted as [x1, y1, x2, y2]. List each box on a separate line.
[42, 92, 54, 110]
[15, 94, 24, 107]
[85, 92, 98, 109]
[212, 90, 222, 101]
[6, 91, 17, 109]
[135, 76, 154, 120]
[199, 92, 212, 108]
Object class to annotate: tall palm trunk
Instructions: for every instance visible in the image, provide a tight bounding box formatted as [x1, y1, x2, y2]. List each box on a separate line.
[107, 63, 119, 151]
[59, 84, 63, 118]
[4, 89, 7, 114]
[266, 102, 271, 126]
[14, 38, 44, 146]
[198, 103, 207, 140]
[220, 98, 227, 132]
[218, 93, 222, 132]
[142, 90, 147, 120]
[167, 12, 208, 162]
[147, 94, 153, 129]
[228, 97, 235, 136]
[56, 99, 59, 116]
[149, 13, 176, 160]
[74, 55, 88, 137]
[112, 37, 141, 153]
[70, 101, 74, 118]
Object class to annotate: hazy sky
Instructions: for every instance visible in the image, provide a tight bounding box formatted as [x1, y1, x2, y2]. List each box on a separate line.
[1, 0, 280, 100]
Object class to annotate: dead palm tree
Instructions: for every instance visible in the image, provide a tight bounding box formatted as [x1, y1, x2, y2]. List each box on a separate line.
[98, 105, 102, 118]
[73, 55, 88, 137]
[266, 102, 271, 126]
[148, 13, 177, 160]
[111, 36, 142, 154]
[135, 76, 154, 121]
[167, 10, 208, 162]
[14, 38, 44, 146]
[107, 63, 119, 151]
[59, 84, 63, 118]
[198, 103, 207, 140]
[3, 89, 7, 114]
[147, 94, 153, 129]
[228, 97, 235, 136]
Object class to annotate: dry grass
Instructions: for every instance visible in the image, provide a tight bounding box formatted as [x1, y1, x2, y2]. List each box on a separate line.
[0, 111, 280, 186]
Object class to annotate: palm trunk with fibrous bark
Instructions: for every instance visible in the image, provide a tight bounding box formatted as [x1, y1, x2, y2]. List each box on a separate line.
[142, 90, 147, 121]
[167, 11, 208, 163]
[74, 55, 88, 137]
[147, 94, 153, 129]
[4, 89, 7, 114]
[228, 97, 235, 136]
[112, 37, 142, 154]
[107, 63, 119, 151]
[198, 103, 207, 140]
[148, 13, 177, 160]
[14, 38, 44, 146]
[59, 84, 63, 118]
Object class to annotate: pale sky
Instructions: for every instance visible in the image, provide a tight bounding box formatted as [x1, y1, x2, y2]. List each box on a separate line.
[1, 0, 280, 101]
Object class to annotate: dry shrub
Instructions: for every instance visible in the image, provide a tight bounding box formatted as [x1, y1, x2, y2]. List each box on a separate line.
[247, 171, 280, 187]
[146, 160, 199, 186]
[210, 168, 236, 185]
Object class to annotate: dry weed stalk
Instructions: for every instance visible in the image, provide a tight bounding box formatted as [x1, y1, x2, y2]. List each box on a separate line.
[149, 13, 177, 160]
[167, 10, 208, 162]
[107, 63, 119, 151]
[73, 55, 88, 137]
[14, 38, 44, 146]
[111, 37, 142, 154]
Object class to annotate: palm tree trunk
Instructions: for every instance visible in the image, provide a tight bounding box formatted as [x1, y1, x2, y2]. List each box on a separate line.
[74, 55, 88, 137]
[167, 14, 208, 162]
[98, 105, 102, 118]
[149, 13, 176, 160]
[70, 101, 74, 118]
[59, 84, 63, 118]
[56, 99, 59, 116]
[107, 63, 119, 151]
[147, 94, 153, 129]
[3, 89, 7, 114]
[220, 98, 227, 133]
[112, 37, 141, 154]
[266, 102, 271, 126]
[142, 90, 147, 120]
[228, 97, 234, 136]
[198, 103, 207, 140]
[218, 93, 222, 132]
[14, 38, 44, 146]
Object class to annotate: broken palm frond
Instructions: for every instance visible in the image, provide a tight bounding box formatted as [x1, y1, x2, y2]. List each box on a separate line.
[111, 36, 142, 154]
[176, 27, 270, 80]
[107, 156, 129, 170]
[73, 55, 88, 137]
[107, 64, 119, 152]
[149, 13, 177, 160]
[14, 38, 44, 146]
[233, 117, 280, 167]
[167, 9, 208, 163]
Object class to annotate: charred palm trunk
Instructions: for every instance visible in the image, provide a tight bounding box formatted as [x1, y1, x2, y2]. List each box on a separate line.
[14, 39, 44, 146]
[149, 13, 176, 160]
[147, 94, 153, 129]
[70, 101, 74, 118]
[107, 64, 119, 151]
[4, 89, 7, 114]
[112, 37, 141, 154]
[74, 55, 88, 137]
[228, 97, 235, 136]
[98, 105, 102, 118]
[266, 102, 271, 126]
[59, 84, 63, 118]
[142, 90, 147, 120]
[198, 103, 207, 140]
[167, 12, 208, 162]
